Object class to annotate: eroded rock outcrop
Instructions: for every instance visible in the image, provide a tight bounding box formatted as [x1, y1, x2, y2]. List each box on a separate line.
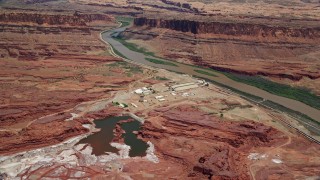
[140, 105, 288, 179]
[111, 119, 135, 143]
[0, 119, 88, 155]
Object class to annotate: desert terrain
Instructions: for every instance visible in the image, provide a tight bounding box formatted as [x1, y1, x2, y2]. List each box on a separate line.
[82, 0, 320, 93]
[0, 0, 319, 179]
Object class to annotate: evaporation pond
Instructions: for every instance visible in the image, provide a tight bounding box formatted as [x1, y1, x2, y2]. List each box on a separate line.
[77, 116, 148, 157]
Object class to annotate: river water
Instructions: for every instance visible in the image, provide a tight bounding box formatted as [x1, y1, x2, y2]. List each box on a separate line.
[101, 27, 320, 122]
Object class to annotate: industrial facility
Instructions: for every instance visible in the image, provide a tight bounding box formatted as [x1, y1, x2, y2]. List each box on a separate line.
[170, 82, 199, 91]
[169, 80, 208, 91]
[130, 79, 209, 107]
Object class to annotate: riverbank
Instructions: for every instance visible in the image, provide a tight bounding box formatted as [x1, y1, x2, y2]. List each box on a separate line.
[113, 20, 320, 110]
[101, 20, 320, 125]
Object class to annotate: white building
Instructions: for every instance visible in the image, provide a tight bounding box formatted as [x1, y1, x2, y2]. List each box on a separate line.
[170, 83, 199, 91]
[155, 95, 164, 99]
[134, 87, 152, 95]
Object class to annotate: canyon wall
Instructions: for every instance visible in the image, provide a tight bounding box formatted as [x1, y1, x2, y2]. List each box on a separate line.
[0, 11, 115, 60]
[160, 0, 198, 12]
[0, 12, 113, 26]
[24, 0, 58, 4]
[134, 17, 320, 42]
[128, 16, 320, 91]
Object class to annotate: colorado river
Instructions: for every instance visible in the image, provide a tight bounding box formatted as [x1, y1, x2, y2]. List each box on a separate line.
[101, 26, 320, 122]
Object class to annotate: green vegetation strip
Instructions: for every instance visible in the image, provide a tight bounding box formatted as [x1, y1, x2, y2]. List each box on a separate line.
[113, 36, 155, 57]
[107, 61, 142, 74]
[191, 64, 320, 110]
[155, 76, 169, 81]
[145, 58, 178, 67]
[194, 69, 218, 77]
[223, 73, 320, 110]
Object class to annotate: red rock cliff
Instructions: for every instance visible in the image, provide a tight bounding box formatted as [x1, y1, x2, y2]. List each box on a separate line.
[0, 12, 113, 26]
[134, 17, 320, 40]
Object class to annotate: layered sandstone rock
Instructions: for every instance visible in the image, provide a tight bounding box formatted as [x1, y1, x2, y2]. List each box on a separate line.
[134, 17, 320, 43]
[139, 105, 288, 179]
[0, 118, 88, 155]
[0, 9, 116, 60]
[24, 0, 59, 4]
[0, 12, 113, 26]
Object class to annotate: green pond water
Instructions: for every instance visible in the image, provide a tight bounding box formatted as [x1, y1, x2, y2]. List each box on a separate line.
[77, 116, 148, 157]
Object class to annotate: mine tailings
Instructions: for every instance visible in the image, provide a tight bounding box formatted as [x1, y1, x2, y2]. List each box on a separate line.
[77, 116, 148, 157]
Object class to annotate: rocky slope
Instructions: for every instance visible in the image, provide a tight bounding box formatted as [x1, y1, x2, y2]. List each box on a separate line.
[137, 104, 320, 179]
[0, 118, 89, 155]
[140, 105, 288, 179]
[0, 10, 116, 60]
